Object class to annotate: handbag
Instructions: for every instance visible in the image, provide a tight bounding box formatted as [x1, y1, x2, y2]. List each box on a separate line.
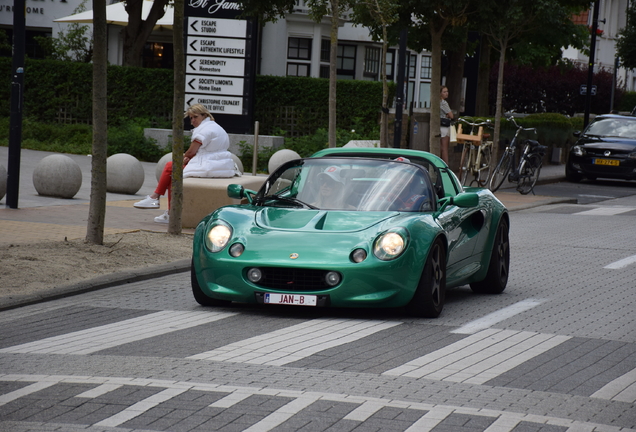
[440, 117, 452, 127]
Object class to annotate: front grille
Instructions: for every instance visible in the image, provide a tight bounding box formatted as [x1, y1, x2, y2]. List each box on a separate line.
[248, 267, 334, 291]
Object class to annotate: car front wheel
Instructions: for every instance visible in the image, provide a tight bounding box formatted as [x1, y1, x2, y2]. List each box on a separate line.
[406, 239, 446, 318]
[191, 259, 231, 307]
[565, 162, 583, 183]
[470, 218, 509, 294]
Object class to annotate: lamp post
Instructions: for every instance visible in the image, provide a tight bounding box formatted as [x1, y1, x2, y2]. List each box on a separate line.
[583, 0, 600, 128]
[7, 0, 26, 209]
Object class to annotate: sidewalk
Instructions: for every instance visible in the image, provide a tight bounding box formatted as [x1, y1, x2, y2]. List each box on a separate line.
[0, 147, 571, 246]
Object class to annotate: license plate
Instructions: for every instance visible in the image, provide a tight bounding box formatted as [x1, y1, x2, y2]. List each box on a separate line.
[593, 158, 619, 166]
[264, 293, 317, 306]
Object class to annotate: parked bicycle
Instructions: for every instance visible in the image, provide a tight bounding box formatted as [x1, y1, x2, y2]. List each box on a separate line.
[456, 117, 494, 187]
[489, 115, 548, 195]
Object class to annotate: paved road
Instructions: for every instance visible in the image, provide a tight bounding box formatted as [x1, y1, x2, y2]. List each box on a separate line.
[1, 198, 635, 431]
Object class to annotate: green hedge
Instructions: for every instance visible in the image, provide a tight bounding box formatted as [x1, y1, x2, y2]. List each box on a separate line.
[619, 91, 636, 112]
[0, 58, 393, 136]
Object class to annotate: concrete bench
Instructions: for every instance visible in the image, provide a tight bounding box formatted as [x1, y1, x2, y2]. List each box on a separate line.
[182, 175, 266, 228]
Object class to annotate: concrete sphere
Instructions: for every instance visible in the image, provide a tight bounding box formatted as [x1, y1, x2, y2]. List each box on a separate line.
[268, 149, 300, 174]
[155, 153, 172, 182]
[32, 154, 82, 199]
[0, 164, 6, 202]
[107, 153, 144, 195]
[230, 153, 243, 174]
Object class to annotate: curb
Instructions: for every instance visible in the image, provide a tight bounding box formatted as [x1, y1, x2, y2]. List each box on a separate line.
[0, 259, 191, 312]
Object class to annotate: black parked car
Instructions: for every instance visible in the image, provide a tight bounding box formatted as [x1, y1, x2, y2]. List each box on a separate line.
[566, 114, 636, 182]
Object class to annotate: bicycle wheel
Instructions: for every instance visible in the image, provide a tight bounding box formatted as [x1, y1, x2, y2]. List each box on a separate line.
[489, 148, 513, 192]
[517, 153, 542, 195]
[475, 142, 493, 187]
[459, 145, 473, 186]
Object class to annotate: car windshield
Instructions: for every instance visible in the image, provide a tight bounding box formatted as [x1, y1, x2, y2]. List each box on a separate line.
[256, 158, 436, 212]
[585, 118, 636, 138]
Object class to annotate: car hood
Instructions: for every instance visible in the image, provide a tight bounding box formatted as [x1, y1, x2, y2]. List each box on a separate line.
[578, 136, 636, 150]
[255, 207, 400, 232]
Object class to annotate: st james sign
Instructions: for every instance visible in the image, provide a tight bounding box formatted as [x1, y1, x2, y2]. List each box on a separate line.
[184, 0, 257, 134]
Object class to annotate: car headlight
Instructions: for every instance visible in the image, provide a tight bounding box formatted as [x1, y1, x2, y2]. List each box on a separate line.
[205, 222, 232, 252]
[373, 228, 408, 261]
[572, 145, 586, 157]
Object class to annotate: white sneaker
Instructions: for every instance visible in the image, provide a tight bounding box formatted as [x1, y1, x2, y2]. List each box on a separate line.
[134, 195, 160, 209]
[154, 210, 169, 224]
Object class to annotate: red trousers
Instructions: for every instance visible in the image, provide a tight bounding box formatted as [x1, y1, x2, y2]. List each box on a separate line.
[156, 161, 173, 207]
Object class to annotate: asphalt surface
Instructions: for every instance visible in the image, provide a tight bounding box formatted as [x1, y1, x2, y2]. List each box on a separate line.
[0, 147, 572, 310]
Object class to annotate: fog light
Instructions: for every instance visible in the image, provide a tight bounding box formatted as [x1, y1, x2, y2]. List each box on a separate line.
[229, 243, 244, 257]
[325, 271, 341, 286]
[573, 163, 581, 170]
[351, 248, 367, 263]
[247, 268, 262, 283]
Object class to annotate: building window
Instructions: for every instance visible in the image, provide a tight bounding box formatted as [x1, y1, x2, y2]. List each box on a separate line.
[287, 63, 310, 77]
[143, 42, 174, 69]
[420, 56, 431, 79]
[321, 39, 330, 62]
[408, 54, 417, 79]
[364, 47, 380, 78]
[288, 37, 311, 60]
[419, 82, 431, 108]
[337, 44, 356, 79]
[320, 65, 330, 79]
[385, 49, 395, 81]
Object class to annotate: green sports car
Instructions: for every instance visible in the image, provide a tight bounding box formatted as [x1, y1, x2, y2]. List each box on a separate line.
[191, 148, 509, 318]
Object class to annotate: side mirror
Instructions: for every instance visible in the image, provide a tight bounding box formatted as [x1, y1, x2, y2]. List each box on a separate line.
[227, 184, 245, 199]
[228, 184, 256, 204]
[437, 192, 479, 212]
[453, 192, 479, 208]
[573, 131, 581, 137]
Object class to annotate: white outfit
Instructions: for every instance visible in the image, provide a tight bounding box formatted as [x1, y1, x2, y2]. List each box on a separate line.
[183, 118, 236, 178]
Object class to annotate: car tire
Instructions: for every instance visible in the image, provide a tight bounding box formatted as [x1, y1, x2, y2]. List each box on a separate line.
[565, 162, 582, 183]
[470, 218, 509, 294]
[406, 238, 446, 318]
[191, 259, 231, 307]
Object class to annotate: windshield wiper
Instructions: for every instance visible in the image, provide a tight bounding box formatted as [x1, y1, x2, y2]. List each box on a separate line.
[257, 195, 318, 209]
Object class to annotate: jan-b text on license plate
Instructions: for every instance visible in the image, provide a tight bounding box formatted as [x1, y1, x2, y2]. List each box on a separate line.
[265, 293, 317, 306]
[593, 158, 619, 166]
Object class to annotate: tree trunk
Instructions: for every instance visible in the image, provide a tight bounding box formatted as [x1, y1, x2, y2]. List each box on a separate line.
[169, 0, 185, 235]
[86, 0, 108, 245]
[446, 39, 466, 115]
[380, 26, 389, 147]
[428, 24, 445, 158]
[492, 41, 507, 164]
[475, 35, 491, 117]
[328, 0, 338, 148]
[122, 0, 169, 67]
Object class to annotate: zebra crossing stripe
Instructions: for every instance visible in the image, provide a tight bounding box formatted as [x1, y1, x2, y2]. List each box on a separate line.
[188, 318, 401, 366]
[94, 387, 190, 427]
[0, 311, 236, 355]
[0, 381, 56, 406]
[574, 206, 635, 216]
[383, 329, 571, 384]
[242, 395, 321, 432]
[591, 367, 636, 403]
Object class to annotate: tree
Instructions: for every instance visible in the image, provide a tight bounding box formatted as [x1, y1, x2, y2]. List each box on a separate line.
[617, 1, 636, 70]
[86, 0, 108, 245]
[479, 0, 589, 160]
[169, 0, 185, 235]
[35, 0, 93, 63]
[237, 0, 350, 147]
[122, 0, 170, 67]
[349, 0, 399, 147]
[409, 0, 471, 157]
